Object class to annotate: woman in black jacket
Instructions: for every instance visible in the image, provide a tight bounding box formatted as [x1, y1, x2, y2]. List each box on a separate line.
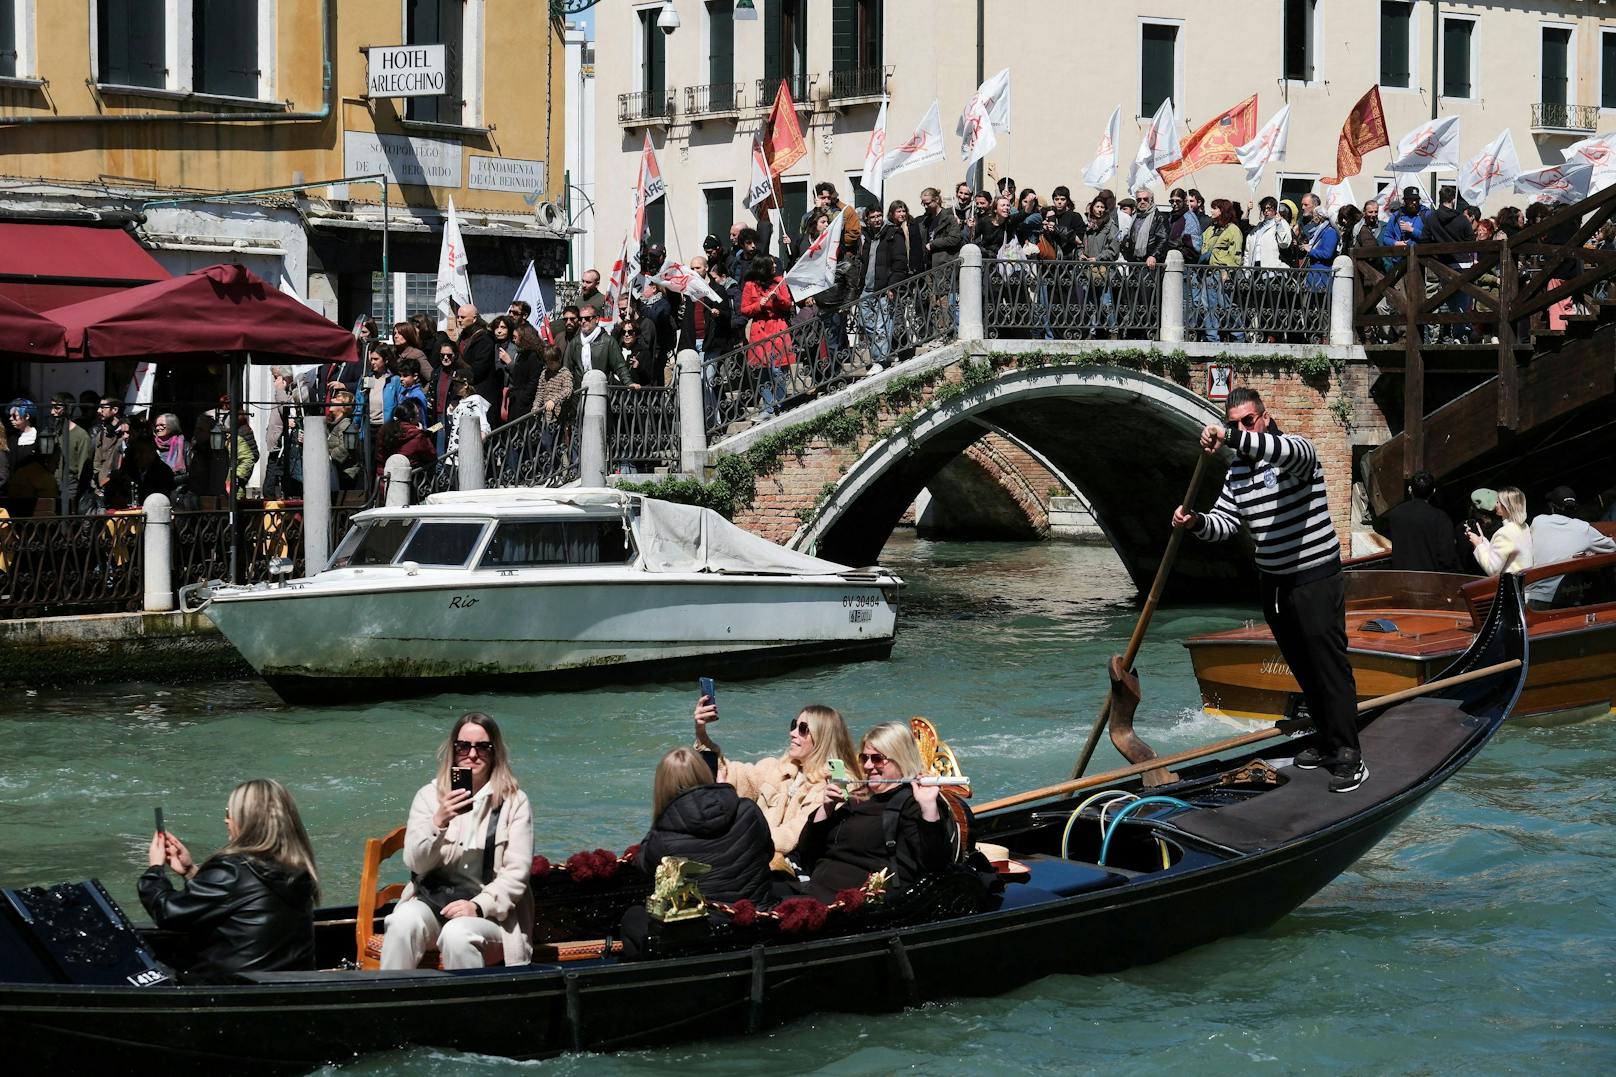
[632, 747, 774, 905]
[139, 778, 319, 979]
[870, 200, 928, 293]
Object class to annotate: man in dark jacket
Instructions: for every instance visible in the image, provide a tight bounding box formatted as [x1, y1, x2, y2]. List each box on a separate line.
[455, 305, 499, 401]
[566, 304, 632, 386]
[1383, 470, 1461, 573]
[919, 186, 963, 269]
[1046, 186, 1087, 258]
[1124, 188, 1171, 265]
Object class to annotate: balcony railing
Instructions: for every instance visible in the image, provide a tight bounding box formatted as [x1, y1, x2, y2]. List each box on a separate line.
[685, 82, 745, 118]
[618, 89, 676, 125]
[829, 65, 890, 103]
[755, 73, 816, 109]
[1531, 102, 1599, 133]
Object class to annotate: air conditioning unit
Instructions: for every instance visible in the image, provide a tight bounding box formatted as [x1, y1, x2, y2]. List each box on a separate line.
[533, 201, 562, 228]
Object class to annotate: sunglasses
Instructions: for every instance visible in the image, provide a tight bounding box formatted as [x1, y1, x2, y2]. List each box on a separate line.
[1233, 412, 1264, 429]
[788, 720, 812, 736]
[857, 752, 890, 767]
[453, 739, 495, 757]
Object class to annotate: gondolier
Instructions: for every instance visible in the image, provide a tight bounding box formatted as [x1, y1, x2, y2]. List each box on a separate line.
[1172, 387, 1367, 793]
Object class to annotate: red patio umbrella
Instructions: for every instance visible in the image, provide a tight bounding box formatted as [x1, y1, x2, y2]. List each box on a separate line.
[0, 292, 67, 359]
[46, 262, 356, 365]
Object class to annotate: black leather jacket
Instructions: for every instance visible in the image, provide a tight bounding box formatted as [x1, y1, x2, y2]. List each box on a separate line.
[137, 854, 316, 977]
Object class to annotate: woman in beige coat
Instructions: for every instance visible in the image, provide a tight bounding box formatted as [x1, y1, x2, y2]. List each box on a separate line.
[380, 712, 534, 969]
[693, 695, 860, 872]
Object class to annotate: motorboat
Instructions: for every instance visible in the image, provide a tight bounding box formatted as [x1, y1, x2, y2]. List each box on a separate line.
[183, 488, 902, 703]
[0, 578, 1528, 1072]
[1186, 537, 1616, 725]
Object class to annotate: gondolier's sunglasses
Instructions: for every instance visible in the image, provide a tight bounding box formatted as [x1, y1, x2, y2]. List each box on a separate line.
[857, 752, 889, 767]
[788, 720, 812, 736]
[1232, 412, 1265, 429]
[454, 739, 495, 757]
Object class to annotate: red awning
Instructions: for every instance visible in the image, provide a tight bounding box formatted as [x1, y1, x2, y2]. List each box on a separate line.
[0, 222, 170, 311]
[0, 292, 67, 359]
[46, 262, 357, 365]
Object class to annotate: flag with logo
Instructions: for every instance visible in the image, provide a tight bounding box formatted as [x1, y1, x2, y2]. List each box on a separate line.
[860, 96, 890, 201]
[957, 67, 1011, 137]
[635, 132, 667, 209]
[1459, 129, 1521, 206]
[1237, 104, 1291, 190]
[1126, 97, 1181, 193]
[1082, 105, 1121, 189]
[959, 95, 997, 168]
[1379, 176, 1417, 215]
[651, 261, 722, 305]
[1515, 160, 1595, 205]
[603, 231, 638, 327]
[1321, 86, 1389, 184]
[1317, 177, 1356, 222]
[744, 130, 775, 210]
[763, 81, 807, 177]
[782, 208, 846, 303]
[882, 100, 946, 181]
[1159, 95, 1259, 186]
[1562, 131, 1616, 193]
[1388, 115, 1461, 173]
[434, 196, 471, 321]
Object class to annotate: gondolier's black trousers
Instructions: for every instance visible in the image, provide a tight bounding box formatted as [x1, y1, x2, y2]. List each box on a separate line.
[1261, 566, 1362, 760]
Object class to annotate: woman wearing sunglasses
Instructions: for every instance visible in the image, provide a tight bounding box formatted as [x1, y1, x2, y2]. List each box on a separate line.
[693, 696, 859, 872]
[790, 721, 954, 903]
[379, 713, 534, 970]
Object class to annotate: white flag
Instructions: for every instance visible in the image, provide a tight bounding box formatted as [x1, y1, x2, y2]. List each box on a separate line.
[125, 362, 155, 416]
[882, 100, 946, 180]
[860, 96, 889, 201]
[744, 130, 774, 210]
[1562, 131, 1616, 193]
[602, 230, 638, 327]
[434, 196, 472, 321]
[1317, 177, 1356, 222]
[651, 261, 722, 305]
[782, 207, 846, 303]
[1082, 105, 1121, 189]
[1388, 116, 1461, 173]
[1515, 160, 1595, 205]
[1126, 97, 1180, 193]
[1380, 176, 1418, 215]
[635, 132, 667, 209]
[1236, 105, 1291, 191]
[956, 67, 1011, 138]
[1459, 130, 1521, 207]
[510, 260, 545, 319]
[959, 96, 998, 167]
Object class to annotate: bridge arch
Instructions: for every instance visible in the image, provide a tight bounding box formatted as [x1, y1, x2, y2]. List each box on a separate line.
[793, 364, 1244, 594]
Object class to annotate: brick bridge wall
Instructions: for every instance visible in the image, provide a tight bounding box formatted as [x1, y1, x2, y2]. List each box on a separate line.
[916, 432, 1061, 540]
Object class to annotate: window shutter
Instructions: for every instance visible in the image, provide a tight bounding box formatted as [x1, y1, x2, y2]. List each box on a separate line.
[99, 0, 167, 88]
[705, 188, 735, 245]
[709, 1, 734, 88]
[1603, 34, 1616, 109]
[1442, 20, 1471, 98]
[867, 0, 884, 68]
[1, 6, 18, 78]
[1542, 28, 1570, 106]
[1140, 24, 1176, 116]
[832, 0, 855, 73]
[1379, 2, 1411, 88]
[764, 0, 781, 82]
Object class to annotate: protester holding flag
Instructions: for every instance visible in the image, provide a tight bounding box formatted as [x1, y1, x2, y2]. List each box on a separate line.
[741, 255, 796, 417]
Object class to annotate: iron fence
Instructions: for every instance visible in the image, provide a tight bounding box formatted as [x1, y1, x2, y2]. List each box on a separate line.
[685, 82, 744, 116]
[618, 89, 675, 124]
[608, 385, 680, 473]
[1183, 264, 1333, 343]
[985, 260, 1162, 339]
[829, 65, 889, 100]
[755, 73, 815, 108]
[1531, 102, 1599, 131]
[486, 409, 581, 488]
[0, 512, 145, 619]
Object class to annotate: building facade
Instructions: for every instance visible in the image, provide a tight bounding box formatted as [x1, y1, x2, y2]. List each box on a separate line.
[589, 0, 1616, 266]
[0, 0, 569, 346]
[563, 19, 598, 276]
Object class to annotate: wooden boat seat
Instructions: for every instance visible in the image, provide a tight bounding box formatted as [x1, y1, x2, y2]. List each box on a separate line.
[532, 938, 624, 963]
[355, 825, 502, 970]
[1170, 698, 1475, 854]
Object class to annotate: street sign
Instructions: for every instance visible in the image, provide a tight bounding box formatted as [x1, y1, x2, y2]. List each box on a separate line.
[367, 44, 448, 98]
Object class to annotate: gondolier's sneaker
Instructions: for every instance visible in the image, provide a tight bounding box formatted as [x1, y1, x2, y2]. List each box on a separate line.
[1292, 746, 1330, 769]
[1328, 750, 1369, 793]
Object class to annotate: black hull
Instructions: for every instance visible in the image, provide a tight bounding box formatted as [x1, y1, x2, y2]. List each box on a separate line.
[260, 636, 896, 705]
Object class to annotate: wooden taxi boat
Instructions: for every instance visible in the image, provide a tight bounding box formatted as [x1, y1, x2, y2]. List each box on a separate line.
[1187, 538, 1616, 725]
[0, 580, 1527, 1073]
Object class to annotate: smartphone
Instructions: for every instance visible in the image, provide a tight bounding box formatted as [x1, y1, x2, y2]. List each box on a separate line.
[450, 767, 474, 811]
[698, 676, 716, 705]
[154, 806, 165, 836]
[698, 749, 721, 778]
[826, 758, 849, 785]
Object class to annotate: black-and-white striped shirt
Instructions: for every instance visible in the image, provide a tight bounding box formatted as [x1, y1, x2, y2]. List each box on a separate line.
[1194, 426, 1340, 579]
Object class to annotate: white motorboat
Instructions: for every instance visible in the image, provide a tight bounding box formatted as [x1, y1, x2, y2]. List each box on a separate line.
[184, 488, 902, 703]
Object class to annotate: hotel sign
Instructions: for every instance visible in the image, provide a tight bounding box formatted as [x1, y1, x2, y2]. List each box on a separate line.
[367, 44, 448, 98]
[343, 131, 462, 188]
[469, 155, 547, 194]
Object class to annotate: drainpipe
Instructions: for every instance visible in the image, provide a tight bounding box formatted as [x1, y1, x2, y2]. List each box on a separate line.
[0, 0, 334, 126]
[1430, 1, 1441, 200]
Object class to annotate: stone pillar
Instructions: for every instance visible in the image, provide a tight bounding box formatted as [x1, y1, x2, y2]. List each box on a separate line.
[457, 411, 486, 491]
[1330, 255, 1356, 347]
[578, 369, 609, 487]
[677, 349, 707, 476]
[141, 493, 174, 612]
[300, 411, 331, 576]
[384, 454, 412, 506]
[1161, 250, 1185, 344]
[958, 243, 984, 342]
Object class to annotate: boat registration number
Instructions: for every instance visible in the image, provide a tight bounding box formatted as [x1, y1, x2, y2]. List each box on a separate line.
[849, 609, 872, 623]
[843, 594, 880, 608]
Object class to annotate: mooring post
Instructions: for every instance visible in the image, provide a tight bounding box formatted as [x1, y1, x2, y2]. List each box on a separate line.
[1330, 255, 1356, 348]
[1160, 250, 1185, 344]
[457, 410, 486, 491]
[300, 410, 331, 576]
[579, 369, 609, 486]
[676, 349, 707, 476]
[383, 454, 412, 506]
[958, 243, 984, 342]
[141, 493, 173, 613]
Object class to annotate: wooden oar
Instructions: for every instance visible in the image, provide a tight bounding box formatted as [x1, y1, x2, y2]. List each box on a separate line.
[985, 659, 1520, 813]
[1070, 452, 1211, 781]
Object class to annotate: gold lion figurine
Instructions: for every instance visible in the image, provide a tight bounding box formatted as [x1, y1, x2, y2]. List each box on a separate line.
[646, 856, 712, 922]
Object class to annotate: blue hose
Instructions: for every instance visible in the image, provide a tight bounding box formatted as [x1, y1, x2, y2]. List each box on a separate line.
[1098, 796, 1195, 866]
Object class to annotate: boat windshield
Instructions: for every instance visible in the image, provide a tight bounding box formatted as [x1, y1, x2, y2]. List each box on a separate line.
[328, 519, 413, 569]
[1345, 570, 1472, 613]
[397, 521, 489, 567]
[479, 518, 634, 568]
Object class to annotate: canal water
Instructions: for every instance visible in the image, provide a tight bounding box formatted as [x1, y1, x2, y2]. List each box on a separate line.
[2, 535, 1612, 1073]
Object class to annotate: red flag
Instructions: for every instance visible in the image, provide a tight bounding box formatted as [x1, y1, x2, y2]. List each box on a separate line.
[1158, 95, 1259, 186]
[537, 315, 555, 345]
[763, 82, 807, 178]
[1322, 86, 1389, 185]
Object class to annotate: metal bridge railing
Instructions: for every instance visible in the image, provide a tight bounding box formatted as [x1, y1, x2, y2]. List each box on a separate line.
[607, 385, 680, 473]
[0, 512, 145, 619]
[1183, 264, 1333, 343]
[985, 260, 1162, 339]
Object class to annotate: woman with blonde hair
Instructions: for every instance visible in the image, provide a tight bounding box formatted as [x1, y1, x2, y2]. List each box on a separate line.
[631, 747, 773, 906]
[791, 721, 953, 903]
[380, 712, 534, 970]
[1469, 485, 1534, 576]
[139, 778, 319, 977]
[693, 695, 860, 870]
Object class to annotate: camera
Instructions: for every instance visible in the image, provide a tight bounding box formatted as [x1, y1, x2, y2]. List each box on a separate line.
[657, 1, 680, 34]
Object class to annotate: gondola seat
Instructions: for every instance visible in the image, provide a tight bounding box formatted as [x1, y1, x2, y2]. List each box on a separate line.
[356, 826, 503, 970]
[1016, 855, 1130, 897]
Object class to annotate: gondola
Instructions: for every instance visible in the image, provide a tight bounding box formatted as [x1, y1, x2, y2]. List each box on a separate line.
[0, 577, 1528, 1075]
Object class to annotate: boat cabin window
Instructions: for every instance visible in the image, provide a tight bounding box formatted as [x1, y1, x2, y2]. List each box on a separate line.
[397, 521, 488, 567]
[479, 518, 633, 568]
[328, 519, 413, 569]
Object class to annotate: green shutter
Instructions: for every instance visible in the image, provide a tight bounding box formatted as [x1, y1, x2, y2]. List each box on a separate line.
[1542, 27, 1570, 106]
[867, 0, 883, 68]
[1283, 0, 1313, 82]
[832, 0, 855, 73]
[764, 0, 781, 81]
[99, 0, 167, 88]
[645, 200, 666, 248]
[782, 181, 807, 255]
[1140, 24, 1176, 116]
[1442, 19, 1471, 98]
[195, 0, 260, 98]
[705, 188, 735, 244]
[1380, 2, 1411, 88]
[1, 4, 18, 78]
[709, 1, 734, 88]
[1603, 33, 1616, 109]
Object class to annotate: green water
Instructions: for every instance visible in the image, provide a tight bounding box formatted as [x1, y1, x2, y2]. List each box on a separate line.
[3, 535, 1613, 1073]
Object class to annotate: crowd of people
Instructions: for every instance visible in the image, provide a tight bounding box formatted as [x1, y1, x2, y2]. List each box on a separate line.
[139, 700, 959, 977]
